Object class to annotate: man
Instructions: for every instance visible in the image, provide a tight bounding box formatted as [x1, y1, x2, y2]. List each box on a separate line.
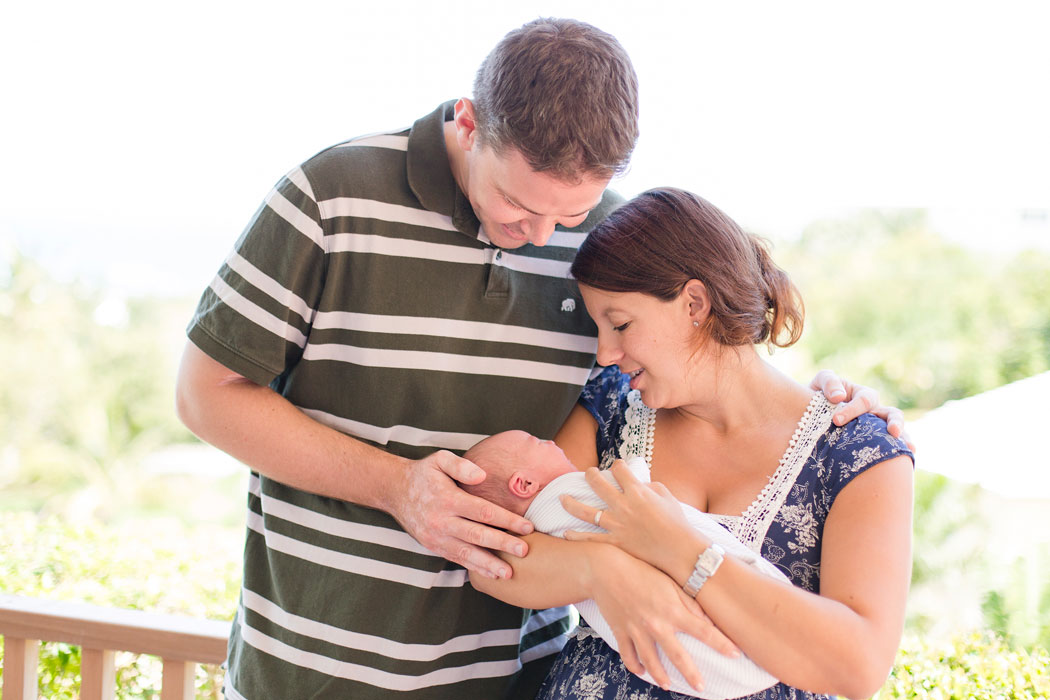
[176, 18, 895, 699]
[177, 18, 640, 699]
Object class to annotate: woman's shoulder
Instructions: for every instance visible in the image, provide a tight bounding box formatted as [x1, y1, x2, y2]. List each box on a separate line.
[813, 412, 914, 494]
[824, 413, 912, 461]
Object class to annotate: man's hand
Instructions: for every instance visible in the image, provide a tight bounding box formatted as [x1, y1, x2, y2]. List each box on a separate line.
[390, 450, 535, 580]
[809, 369, 913, 449]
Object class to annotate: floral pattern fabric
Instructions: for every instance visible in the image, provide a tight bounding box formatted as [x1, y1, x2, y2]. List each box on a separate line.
[538, 366, 913, 700]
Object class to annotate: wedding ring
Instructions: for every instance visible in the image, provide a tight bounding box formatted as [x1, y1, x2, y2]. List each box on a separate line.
[593, 510, 603, 527]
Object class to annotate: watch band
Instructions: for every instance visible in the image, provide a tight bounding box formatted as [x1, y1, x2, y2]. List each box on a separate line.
[683, 543, 725, 598]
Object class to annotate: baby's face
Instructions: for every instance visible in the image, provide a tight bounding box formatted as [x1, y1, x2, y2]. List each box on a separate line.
[490, 430, 576, 484]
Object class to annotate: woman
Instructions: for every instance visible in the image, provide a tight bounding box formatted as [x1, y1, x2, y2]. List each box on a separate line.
[473, 188, 913, 700]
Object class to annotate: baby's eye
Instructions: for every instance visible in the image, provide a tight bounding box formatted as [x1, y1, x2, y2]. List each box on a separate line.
[613, 322, 631, 332]
[504, 197, 523, 210]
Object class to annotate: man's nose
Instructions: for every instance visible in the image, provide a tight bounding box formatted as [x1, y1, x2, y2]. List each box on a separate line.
[522, 216, 557, 247]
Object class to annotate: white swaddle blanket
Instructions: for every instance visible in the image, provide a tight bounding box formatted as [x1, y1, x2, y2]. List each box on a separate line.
[524, 457, 786, 699]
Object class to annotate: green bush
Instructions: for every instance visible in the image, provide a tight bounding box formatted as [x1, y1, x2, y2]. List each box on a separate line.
[0, 512, 240, 699]
[4, 513, 1050, 698]
[879, 632, 1050, 699]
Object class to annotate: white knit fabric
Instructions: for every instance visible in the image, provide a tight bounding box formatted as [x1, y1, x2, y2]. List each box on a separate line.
[525, 457, 787, 698]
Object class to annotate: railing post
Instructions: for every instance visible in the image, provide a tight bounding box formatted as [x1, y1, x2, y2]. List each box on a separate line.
[80, 647, 116, 700]
[161, 658, 197, 700]
[2, 636, 41, 700]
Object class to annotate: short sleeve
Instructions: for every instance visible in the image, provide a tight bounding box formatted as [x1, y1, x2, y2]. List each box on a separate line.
[186, 165, 327, 387]
[577, 365, 631, 466]
[819, 413, 915, 504]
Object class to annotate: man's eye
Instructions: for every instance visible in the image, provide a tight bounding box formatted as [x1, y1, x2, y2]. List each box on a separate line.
[613, 322, 631, 332]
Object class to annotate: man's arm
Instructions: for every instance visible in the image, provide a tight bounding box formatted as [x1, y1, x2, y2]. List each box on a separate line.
[175, 341, 533, 579]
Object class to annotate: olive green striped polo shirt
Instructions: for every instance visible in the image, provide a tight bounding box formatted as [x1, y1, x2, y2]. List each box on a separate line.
[188, 101, 623, 699]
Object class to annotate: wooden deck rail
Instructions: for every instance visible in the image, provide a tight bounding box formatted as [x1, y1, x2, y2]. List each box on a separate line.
[0, 594, 230, 700]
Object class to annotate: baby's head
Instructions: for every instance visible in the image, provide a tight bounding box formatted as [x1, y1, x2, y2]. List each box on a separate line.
[463, 430, 577, 515]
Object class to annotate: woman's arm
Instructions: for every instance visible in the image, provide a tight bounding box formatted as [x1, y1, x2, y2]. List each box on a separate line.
[472, 404, 737, 691]
[469, 532, 736, 692]
[554, 402, 600, 469]
[567, 456, 914, 699]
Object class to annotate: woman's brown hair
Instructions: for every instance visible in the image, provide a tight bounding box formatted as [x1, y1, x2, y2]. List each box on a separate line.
[571, 187, 804, 349]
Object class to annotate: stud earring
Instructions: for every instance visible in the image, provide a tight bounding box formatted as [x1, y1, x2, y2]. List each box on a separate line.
[692, 321, 699, 327]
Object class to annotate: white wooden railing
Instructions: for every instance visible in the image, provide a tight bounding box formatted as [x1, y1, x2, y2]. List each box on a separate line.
[0, 595, 230, 700]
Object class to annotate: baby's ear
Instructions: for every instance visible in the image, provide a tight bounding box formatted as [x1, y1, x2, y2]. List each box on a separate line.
[508, 472, 540, 499]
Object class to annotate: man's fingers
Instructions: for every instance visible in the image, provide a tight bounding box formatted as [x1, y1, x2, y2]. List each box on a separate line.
[460, 490, 534, 536]
[832, 386, 878, 425]
[433, 450, 486, 485]
[444, 538, 513, 580]
[447, 513, 529, 558]
[810, 369, 847, 403]
[872, 406, 916, 450]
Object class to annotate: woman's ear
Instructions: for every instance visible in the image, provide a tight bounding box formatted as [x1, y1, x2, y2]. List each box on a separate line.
[508, 472, 540, 499]
[682, 279, 711, 326]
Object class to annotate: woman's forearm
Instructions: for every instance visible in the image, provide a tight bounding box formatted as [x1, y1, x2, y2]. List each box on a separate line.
[696, 558, 900, 698]
[675, 458, 914, 699]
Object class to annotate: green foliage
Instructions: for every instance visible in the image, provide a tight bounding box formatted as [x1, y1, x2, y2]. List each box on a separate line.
[777, 210, 1050, 410]
[878, 632, 1050, 699]
[982, 547, 1050, 652]
[0, 249, 197, 515]
[0, 512, 240, 699]
[907, 470, 989, 633]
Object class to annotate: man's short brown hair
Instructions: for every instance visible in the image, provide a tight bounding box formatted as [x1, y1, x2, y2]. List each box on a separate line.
[472, 18, 640, 183]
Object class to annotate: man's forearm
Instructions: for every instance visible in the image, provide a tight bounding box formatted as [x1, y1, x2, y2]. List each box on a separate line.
[175, 341, 408, 510]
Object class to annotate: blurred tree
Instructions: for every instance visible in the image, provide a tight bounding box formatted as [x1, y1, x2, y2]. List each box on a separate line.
[776, 209, 1050, 409]
[0, 248, 196, 514]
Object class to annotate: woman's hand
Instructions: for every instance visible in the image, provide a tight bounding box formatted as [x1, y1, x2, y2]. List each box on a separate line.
[588, 544, 739, 692]
[563, 460, 705, 582]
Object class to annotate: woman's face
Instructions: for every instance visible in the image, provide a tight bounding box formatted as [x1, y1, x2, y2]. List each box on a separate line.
[579, 284, 699, 410]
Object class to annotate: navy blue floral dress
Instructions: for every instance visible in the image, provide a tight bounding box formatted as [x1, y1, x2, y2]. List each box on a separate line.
[537, 366, 913, 700]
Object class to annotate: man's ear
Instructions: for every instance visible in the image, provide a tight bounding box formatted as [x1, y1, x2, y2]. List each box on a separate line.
[453, 98, 479, 152]
[508, 472, 541, 499]
[682, 279, 711, 326]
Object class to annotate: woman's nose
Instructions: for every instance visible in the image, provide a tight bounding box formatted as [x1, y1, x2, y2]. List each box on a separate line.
[595, 335, 622, 367]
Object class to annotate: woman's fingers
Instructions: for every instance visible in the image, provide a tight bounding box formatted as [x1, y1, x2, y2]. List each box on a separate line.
[616, 635, 645, 679]
[659, 634, 706, 692]
[559, 494, 612, 533]
[636, 636, 672, 691]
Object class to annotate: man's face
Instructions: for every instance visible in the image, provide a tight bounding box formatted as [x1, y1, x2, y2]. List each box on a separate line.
[462, 142, 610, 249]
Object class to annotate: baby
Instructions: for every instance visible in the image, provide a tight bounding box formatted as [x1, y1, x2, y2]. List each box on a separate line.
[464, 430, 788, 700]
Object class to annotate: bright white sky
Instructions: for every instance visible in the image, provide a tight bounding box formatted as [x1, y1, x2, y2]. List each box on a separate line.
[2, 0, 1048, 295]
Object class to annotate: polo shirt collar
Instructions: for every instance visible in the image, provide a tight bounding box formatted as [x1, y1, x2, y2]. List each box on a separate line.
[407, 101, 482, 241]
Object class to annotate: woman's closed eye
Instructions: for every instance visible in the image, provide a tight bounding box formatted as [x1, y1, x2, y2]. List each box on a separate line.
[613, 321, 631, 332]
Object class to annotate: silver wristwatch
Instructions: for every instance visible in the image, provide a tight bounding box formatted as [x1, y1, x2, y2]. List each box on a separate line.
[683, 543, 725, 598]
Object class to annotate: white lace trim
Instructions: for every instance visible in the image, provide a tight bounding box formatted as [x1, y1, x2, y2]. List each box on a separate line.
[617, 390, 836, 554]
[618, 388, 655, 463]
[572, 624, 602, 642]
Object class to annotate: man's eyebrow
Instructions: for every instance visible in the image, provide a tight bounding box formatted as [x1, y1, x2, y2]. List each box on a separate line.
[502, 191, 601, 219]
